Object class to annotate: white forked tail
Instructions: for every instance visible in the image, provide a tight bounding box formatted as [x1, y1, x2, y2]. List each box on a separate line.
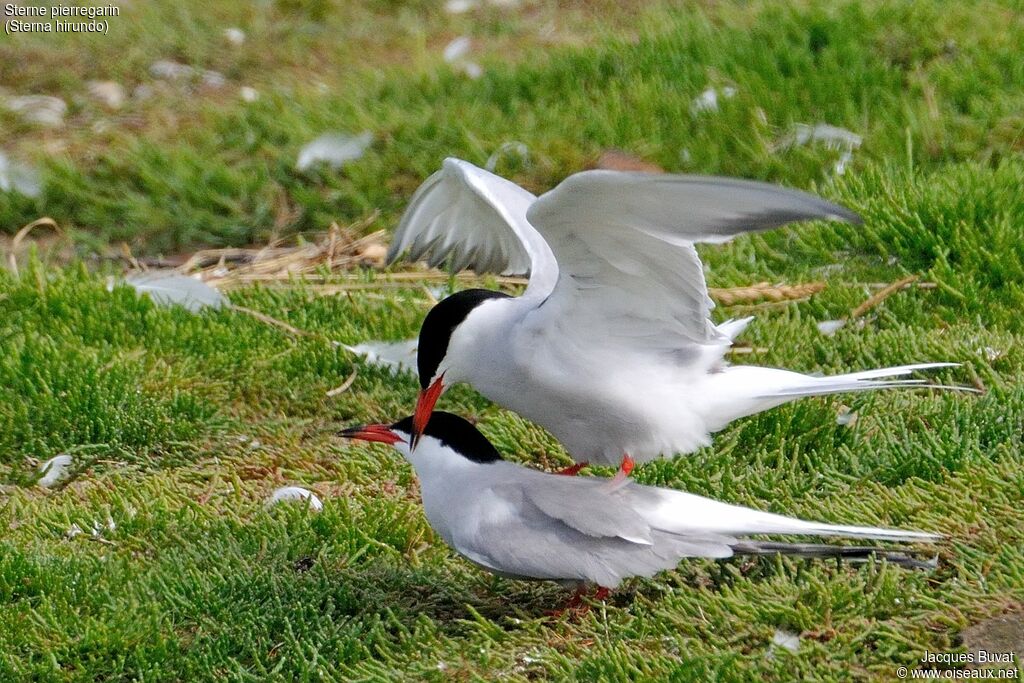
[753, 362, 965, 400]
[645, 486, 941, 544]
[700, 362, 967, 432]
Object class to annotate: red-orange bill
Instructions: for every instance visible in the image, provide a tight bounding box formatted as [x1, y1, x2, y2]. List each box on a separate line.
[412, 375, 444, 448]
[338, 424, 404, 445]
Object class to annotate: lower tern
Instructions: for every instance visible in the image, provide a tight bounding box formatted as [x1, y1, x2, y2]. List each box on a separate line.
[341, 412, 939, 595]
[390, 158, 958, 476]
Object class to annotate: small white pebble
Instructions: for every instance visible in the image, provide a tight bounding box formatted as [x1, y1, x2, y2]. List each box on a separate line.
[0, 151, 42, 197]
[150, 60, 194, 81]
[223, 27, 246, 46]
[444, 0, 477, 12]
[240, 86, 259, 102]
[265, 486, 323, 512]
[691, 88, 719, 114]
[460, 61, 483, 79]
[443, 36, 472, 63]
[38, 454, 73, 487]
[87, 81, 126, 109]
[2, 95, 67, 127]
[201, 70, 227, 89]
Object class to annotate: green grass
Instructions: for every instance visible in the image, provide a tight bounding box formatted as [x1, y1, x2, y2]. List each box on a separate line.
[2, 0, 1023, 680]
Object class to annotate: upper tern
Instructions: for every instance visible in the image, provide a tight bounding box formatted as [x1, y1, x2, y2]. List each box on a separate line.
[389, 159, 958, 474]
[340, 412, 939, 592]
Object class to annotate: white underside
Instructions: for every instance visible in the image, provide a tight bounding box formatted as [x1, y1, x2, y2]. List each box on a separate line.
[444, 297, 956, 465]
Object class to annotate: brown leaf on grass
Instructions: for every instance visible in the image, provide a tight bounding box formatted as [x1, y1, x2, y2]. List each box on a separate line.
[592, 149, 665, 173]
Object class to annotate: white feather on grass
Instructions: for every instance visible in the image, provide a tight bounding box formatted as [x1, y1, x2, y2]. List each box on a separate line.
[296, 132, 373, 172]
[265, 486, 323, 512]
[38, 454, 73, 487]
[0, 151, 42, 197]
[345, 339, 418, 374]
[123, 271, 228, 312]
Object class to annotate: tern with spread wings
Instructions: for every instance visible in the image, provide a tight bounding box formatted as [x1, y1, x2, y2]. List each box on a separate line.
[341, 412, 939, 595]
[390, 159, 957, 476]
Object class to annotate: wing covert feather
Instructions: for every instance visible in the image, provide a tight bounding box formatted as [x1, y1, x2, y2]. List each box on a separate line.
[388, 158, 558, 297]
[525, 171, 861, 349]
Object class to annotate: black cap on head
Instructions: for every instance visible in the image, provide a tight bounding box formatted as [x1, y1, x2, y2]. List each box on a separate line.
[391, 411, 503, 463]
[417, 289, 510, 389]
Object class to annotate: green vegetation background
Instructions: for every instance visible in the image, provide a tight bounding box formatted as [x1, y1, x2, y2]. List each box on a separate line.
[1, 1, 1021, 680]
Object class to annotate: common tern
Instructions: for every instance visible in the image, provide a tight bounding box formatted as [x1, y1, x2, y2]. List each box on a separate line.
[389, 159, 958, 475]
[340, 412, 940, 594]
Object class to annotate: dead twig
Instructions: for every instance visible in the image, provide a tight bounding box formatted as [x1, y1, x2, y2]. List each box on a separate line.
[228, 304, 316, 340]
[866, 281, 936, 290]
[850, 274, 919, 319]
[326, 369, 359, 397]
[88, 536, 117, 547]
[709, 282, 826, 306]
[8, 217, 62, 276]
[181, 211, 385, 285]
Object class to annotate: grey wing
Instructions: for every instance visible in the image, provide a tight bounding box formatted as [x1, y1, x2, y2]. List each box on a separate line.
[513, 477, 654, 544]
[525, 171, 860, 349]
[387, 158, 559, 298]
[458, 479, 735, 587]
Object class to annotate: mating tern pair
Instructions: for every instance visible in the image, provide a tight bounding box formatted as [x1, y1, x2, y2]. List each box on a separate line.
[341, 413, 939, 591]
[389, 159, 957, 476]
[337, 160, 955, 598]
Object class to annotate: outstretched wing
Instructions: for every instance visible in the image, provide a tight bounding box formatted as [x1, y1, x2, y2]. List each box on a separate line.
[387, 158, 558, 298]
[524, 171, 860, 351]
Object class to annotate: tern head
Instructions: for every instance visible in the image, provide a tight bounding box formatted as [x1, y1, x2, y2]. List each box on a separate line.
[412, 289, 510, 448]
[340, 411, 503, 464]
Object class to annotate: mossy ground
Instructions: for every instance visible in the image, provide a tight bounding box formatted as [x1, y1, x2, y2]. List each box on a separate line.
[1, 1, 1022, 680]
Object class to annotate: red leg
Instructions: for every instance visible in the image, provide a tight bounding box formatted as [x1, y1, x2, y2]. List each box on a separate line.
[546, 586, 588, 617]
[557, 461, 589, 476]
[547, 585, 613, 618]
[604, 454, 636, 489]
